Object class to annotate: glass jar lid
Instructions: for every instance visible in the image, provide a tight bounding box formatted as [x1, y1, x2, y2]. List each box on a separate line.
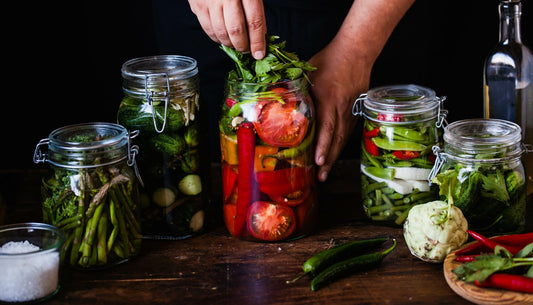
[355, 84, 445, 124]
[443, 118, 523, 159]
[34, 122, 135, 168]
[121, 55, 199, 97]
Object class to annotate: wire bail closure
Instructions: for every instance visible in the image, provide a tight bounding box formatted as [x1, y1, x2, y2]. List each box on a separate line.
[145, 73, 171, 133]
[351, 93, 367, 117]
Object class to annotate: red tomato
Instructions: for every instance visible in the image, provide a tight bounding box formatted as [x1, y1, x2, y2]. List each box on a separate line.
[253, 89, 309, 148]
[246, 201, 296, 241]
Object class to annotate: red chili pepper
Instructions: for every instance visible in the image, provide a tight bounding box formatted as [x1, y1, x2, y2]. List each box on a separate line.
[392, 150, 420, 160]
[377, 113, 402, 122]
[363, 127, 380, 138]
[454, 255, 480, 263]
[221, 163, 238, 204]
[234, 122, 255, 237]
[364, 138, 379, 156]
[226, 98, 237, 108]
[475, 274, 533, 294]
[467, 230, 523, 256]
[455, 232, 533, 256]
[255, 166, 311, 198]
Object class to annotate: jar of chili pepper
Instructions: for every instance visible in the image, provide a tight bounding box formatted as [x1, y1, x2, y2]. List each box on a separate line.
[220, 78, 318, 241]
[429, 119, 531, 236]
[117, 55, 210, 240]
[352, 84, 448, 226]
[33, 122, 142, 269]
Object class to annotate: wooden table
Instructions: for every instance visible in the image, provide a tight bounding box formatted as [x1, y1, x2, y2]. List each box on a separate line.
[2, 160, 530, 305]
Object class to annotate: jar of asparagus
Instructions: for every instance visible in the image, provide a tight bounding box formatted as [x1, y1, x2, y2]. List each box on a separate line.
[33, 122, 142, 269]
[117, 55, 209, 239]
[429, 119, 529, 235]
[352, 84, 447, 225]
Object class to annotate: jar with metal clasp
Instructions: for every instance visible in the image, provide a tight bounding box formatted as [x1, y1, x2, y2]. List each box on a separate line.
[33, 122, 142, 269]
[117, 55, 210, 240]
[352, 84, 448, 226]
[428, 118, 531, 235]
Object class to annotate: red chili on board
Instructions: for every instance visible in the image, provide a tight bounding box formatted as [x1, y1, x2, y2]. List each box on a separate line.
[475, 274, 533, 294]
[467, 230, 523, 256]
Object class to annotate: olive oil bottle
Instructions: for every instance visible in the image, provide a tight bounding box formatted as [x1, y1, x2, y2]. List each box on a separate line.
[483, 0, 533, 198]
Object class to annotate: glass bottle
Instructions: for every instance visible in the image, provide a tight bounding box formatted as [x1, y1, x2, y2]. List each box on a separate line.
[118, 55, 210, 240]
[33, 122, 142, 269]
[220, 78, 318, 241]
[483, 0, 533, 199]
[430, 119, 527, 235]
[352, 84, 448, 226]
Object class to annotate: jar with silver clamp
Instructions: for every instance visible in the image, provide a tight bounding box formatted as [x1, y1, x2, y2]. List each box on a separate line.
[117, 55, 209, 240]
[33, 122, 142, 269]
[428, 118, 531, 235]
[352, 84, 448, 226]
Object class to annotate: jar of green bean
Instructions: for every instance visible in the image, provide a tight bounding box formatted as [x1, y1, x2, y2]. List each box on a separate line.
[352, 84, 447, 226]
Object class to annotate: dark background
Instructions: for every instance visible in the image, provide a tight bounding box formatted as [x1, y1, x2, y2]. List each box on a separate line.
[3, 0, 532, 170]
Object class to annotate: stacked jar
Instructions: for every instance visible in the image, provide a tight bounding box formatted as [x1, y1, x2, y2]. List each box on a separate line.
[117, 55, 209, 240]
[33, 123, 142, 269]
[352, 84, 447, 226]
[220, 78, 318, 241]
[429, 119, 528, 235]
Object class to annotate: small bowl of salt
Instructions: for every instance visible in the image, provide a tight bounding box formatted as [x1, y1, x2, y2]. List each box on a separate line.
[0, 223, 65, 303]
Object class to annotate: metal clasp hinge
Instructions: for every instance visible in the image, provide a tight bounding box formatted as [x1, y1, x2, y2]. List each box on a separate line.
[352, 93, 367, 117]
[145, 73, 171, 133]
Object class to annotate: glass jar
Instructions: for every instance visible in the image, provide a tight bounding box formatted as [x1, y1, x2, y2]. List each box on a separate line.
[352, 84, 448, 226]
[33, 122, 141, 269]
[118, 55, 209, 240]
[220, 78, 318, 241]
[429, 119, 528, 235]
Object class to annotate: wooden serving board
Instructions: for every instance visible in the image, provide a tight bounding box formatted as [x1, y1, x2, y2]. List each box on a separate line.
[443, 241, 533, 305]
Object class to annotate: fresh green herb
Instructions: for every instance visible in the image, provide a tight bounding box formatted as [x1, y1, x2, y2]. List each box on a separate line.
[220, 35, 316, 84]
[453, 243, 533, 283]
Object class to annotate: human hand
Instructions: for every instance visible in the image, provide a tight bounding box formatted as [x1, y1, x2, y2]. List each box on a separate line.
[188, 0, 267, 59]
[308, 42, 371, 182]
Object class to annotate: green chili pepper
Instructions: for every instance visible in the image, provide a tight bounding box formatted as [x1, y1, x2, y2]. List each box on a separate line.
[310, 239, 397, 291]
[287, 237, 388, 284]
[372, 137, 427, 151]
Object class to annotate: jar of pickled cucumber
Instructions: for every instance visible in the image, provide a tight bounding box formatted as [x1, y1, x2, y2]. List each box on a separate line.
[219, 78, 318, 241]
[352, 84, 448, 226]
[33, 122, 142, 269]
[429, 119, 530, 235]
[117, 55, 209, 240]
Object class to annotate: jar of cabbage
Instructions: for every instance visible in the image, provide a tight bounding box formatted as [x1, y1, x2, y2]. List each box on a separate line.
[429, 119, 530, 235]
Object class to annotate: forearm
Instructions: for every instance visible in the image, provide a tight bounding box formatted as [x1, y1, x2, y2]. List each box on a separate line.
[332, 0, 415, 67]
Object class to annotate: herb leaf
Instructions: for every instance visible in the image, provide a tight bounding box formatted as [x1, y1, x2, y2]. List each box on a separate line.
[220, 35, 316, 85]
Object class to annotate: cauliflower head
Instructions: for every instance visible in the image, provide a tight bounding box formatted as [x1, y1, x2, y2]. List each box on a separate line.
[403, 200, 468, 263]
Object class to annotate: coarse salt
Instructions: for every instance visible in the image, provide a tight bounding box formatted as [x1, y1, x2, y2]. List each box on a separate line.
[0, 240, 60, 303]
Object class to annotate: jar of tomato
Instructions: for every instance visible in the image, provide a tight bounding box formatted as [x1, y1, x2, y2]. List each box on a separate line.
[220, 78, 317, 241]
[117, 55, 210, 240]
[352, 84, 447, 226]
[33, 122, 142, 269]
[429, 119, 530, 235]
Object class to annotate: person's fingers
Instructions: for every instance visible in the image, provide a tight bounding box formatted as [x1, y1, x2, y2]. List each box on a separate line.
[242, 0, 267, 59]
[209, 4, 232, 47]
[188, 0, 220, 43]
[314, 106, 336, 181]
[224, 0, 250, 52]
